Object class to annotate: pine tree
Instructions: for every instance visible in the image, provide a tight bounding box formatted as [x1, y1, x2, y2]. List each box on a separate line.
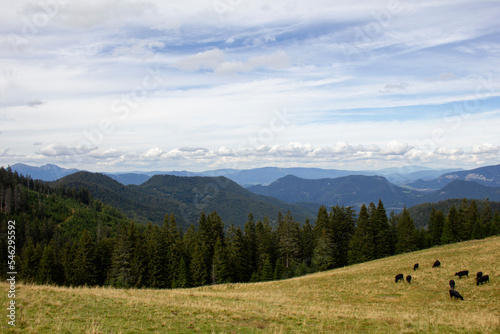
[20, 238, 39, 282]
[225, 224, 246, 282]
[211, 237, 230, 284]
[73, 229, 96, 286]
[260, 255, 274, 282]
[428, 208, 445, 246]
[243, 213, 258, 281]
[301, 219, 314, 267]
[277, 211, 301, 268]
[37, 241, 59, 284]
[471, 218, 484, 240]
[441, 206, 459, 244]
[330, 205, 355, 267]
[348, 204, 374, 265]
[312, 229, 335, 271]
[372, 200, 392, 259]
[395, 208, 418, 254]
[190, 241, 208, 287]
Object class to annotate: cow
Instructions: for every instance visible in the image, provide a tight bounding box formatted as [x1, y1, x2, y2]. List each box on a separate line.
[449, 279, 455, 289]
[432, 260, 441, 268]
[413, 263, 419, 271]
[477, 275, 490, 286]
[449, 289, 464, 300]
[406, 275, 412, 284]
[455, 270, 469, 278]
[395, 273, 404, 283]
[476, 272, 483, 280]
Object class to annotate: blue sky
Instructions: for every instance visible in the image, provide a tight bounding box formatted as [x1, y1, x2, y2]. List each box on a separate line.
[0, 0, 499, 172]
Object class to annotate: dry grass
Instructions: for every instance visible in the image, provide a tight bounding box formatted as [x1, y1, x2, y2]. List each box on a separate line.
[1, 236, 500, 333]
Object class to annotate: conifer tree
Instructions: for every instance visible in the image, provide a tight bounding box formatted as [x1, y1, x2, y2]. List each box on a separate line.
[395, 208, 418, 254]
[277, 211, 301, 268]
[73, 229, 96, 286]
[260, 254, 274, 282]
[225, 224, 246, 282]
[348, 204, 374, 264]
[37, 241, 59, 284]
[372, 200, 392, 259]
[190, 241, 208, 287]
[441, 206, 459, 244]
[312, 229, 335, 271]
[20, 238, 39, 282]
[243, 213, 258, 280]
[428, 208, 445, 246]
[329, 205, 355, 267]
[211, 237, 230, 284]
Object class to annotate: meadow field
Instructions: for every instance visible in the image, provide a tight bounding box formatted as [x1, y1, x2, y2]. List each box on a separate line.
[2, 236, 499, 333]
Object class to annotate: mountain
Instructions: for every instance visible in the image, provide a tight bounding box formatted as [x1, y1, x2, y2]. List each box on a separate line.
[248, 174, 423, 211]
[406, 164, 500, 191]
[423, 179, 500, 203]
[10, 163, 81, 181]
[53, 172, 317, 228]
[105, 173, 151, 185]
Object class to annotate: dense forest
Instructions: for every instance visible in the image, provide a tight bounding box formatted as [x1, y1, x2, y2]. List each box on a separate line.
[1, 166, 499, 288]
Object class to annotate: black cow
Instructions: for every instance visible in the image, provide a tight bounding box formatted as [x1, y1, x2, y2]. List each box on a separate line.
[432, 260, 441, 268]
[476, 272, 483, 280]
[477, 275, 490, 286]
[449, 279, 455, 289]
[413, 263, 419, 271]
[455, 270, 469, 278]
[406, 275, 412, 284]
[395, 273, 404, 283]
[449, 289, 464, 300]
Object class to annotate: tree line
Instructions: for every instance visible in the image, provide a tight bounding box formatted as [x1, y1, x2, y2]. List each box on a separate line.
[1, 166, 500, 288]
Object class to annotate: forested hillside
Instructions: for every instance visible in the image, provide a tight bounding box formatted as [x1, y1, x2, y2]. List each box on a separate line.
[53, 172, 316, 228]
[2, 166, 499, 290]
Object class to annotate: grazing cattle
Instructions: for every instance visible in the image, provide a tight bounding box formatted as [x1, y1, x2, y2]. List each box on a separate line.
[395, 273, 404, 283]
[406, 275, 412, 284]
[449, 280, 455, 289]
[449, 289, 464, 300]
[433, 260, 441, 268]
[477, 275, 490, 286]
[413, 263, 419, 271]
[455, 270, 469, 278]
[477, 272, 483, 280]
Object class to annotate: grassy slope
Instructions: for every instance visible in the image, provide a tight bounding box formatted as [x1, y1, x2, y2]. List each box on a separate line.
[2, 236, 500, 334]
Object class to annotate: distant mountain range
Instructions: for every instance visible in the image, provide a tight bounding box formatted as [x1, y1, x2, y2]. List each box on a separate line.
[248, 175, 423, 211]
[52, 171, 317, 228]
[7, 162, 500, 217]
[248, 175, 500, 211]
[9, 163, 461, 186]
[406, 164, 500, 191]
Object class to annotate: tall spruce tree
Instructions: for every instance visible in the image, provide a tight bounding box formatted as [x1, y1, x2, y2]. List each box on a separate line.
[441, 207, 459, 244]
[348, 204, 374, 265]
[428, 208, 445, 246]
[372, 200, 392, 259]
[395, 208, 418, 254]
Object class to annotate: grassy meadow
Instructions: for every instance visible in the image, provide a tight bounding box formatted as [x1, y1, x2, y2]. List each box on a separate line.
[2, 236, 500, 334]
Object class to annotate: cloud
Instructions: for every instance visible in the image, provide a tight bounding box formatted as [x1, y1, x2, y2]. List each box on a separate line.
[26, 99, 45, 107]
[173, 49, 225, 72]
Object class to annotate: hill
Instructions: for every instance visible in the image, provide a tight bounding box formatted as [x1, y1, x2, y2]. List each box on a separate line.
[9, 163, 81, 181]
[407, 164, 500, 191]
[53, 171, 317, 228]
[248, 174, 423, 211]
[3, 235, 499, 333]
[425, 180, 500, 203]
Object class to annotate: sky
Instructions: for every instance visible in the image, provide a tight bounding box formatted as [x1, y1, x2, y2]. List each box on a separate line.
[1, 0, 499, 172]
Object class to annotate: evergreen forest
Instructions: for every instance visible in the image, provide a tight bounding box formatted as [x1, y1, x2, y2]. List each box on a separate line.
[1, 166, 500, 289]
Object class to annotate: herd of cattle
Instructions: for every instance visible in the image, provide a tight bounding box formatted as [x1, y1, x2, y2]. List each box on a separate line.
[394, 260, 491, 301]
